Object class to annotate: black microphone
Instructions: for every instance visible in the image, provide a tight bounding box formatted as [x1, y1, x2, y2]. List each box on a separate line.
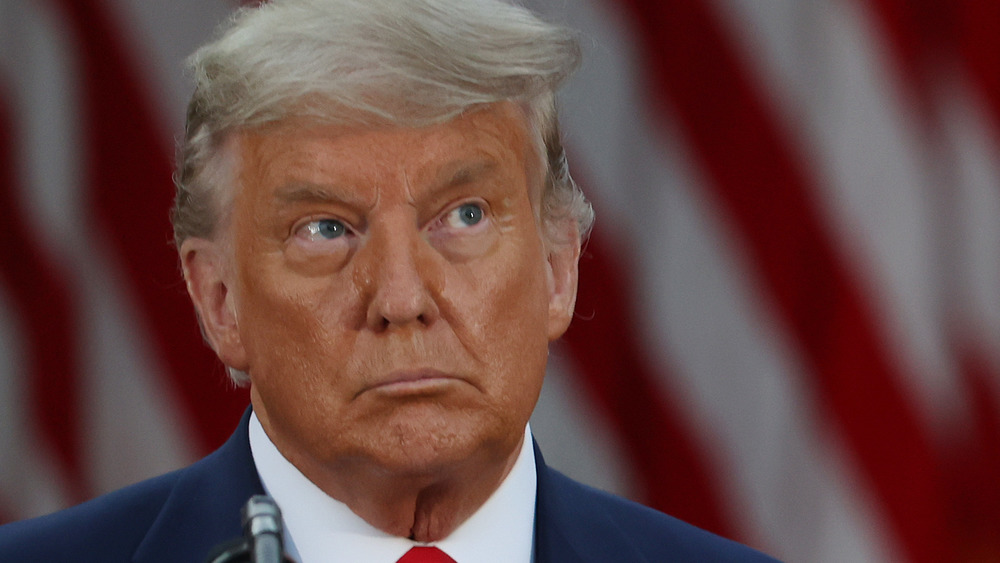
[242, 495, 286, 563]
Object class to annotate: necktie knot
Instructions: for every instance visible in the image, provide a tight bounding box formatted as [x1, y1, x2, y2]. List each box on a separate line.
[396, 546, 457, 563]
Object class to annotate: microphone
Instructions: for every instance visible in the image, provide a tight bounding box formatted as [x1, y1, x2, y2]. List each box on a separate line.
[206, 495, 293, 563]
[242, 495, 285, 563]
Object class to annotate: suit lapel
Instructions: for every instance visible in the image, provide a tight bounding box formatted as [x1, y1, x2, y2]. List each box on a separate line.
[132, 409, 264, 563]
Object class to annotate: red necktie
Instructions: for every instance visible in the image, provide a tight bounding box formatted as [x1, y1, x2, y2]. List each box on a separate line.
[396, 546, 457, 563]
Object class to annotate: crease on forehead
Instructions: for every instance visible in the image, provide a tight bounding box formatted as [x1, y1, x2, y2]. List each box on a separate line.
[222, 101, 545, 220]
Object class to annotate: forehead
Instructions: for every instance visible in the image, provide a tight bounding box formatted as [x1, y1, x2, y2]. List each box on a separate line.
[232, 102, 542, 205]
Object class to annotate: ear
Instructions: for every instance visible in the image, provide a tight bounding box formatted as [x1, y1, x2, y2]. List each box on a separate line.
[545, 220, 581, 341]
[180, 237, 249, 371]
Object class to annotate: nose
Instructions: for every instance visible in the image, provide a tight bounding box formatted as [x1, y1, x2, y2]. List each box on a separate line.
[358, 224, 442, 332]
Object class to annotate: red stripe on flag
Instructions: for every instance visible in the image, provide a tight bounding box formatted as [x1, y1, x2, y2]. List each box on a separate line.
[0, 89, 87, 502]
[0, 494, 13, 525]
[863, 0, 1000, 136]
[50, 0, 249, 453]
[946, 346, 1000, 560]
[563, 223, 736, 539]
[863, 0, 946, 116]
[611, 0, 948, 560]
[955, 1, 1000, 136]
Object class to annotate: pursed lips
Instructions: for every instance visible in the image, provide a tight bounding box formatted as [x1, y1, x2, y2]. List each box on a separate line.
[356, 369, 467, 397]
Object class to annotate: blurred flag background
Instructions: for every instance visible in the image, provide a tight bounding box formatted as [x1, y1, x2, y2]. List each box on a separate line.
[2, 1, 999, 561]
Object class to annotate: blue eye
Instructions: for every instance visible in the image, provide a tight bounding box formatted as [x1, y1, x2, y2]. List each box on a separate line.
[304, 219, 346, 240]
[445, 203, 484, 228]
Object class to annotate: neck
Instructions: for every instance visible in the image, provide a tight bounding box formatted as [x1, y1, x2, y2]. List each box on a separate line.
[287, 437, 523, 542]
[255, 409, 525, 542]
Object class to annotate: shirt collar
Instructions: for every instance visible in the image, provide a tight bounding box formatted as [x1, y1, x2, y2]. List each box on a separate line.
[249, 413, 536, 563]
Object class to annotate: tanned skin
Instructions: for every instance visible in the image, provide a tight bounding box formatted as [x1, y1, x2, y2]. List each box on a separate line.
[181, 102, 580, 541]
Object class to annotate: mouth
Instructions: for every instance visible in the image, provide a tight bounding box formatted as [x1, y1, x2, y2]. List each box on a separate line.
[357, 369, 464, 398]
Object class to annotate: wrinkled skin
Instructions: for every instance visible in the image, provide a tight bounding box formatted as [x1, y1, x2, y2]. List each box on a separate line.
[181, 102, 580, 540]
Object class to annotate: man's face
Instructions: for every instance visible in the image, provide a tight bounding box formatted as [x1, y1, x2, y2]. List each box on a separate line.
[196, 103, 578, 478]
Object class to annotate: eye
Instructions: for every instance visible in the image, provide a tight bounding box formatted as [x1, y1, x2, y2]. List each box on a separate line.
[300, 218, 347, 241]
[443, 203, 484, 229]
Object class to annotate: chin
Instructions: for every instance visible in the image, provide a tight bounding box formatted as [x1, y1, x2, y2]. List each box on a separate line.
[361, 410, 517, 476]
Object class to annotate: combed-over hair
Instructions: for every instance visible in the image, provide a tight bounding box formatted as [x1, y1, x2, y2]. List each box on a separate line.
[172, 0, 591, 249]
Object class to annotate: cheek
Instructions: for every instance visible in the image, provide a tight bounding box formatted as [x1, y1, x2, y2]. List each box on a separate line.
[453, 234, 551, 386]
[236, 258, 351, 382]
[237, 277, 364, 439]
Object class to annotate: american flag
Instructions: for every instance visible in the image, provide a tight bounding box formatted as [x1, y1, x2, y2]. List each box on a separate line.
[1, 1, 998, 561]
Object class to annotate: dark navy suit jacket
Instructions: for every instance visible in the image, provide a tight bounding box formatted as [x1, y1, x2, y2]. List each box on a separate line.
[0, 410, 779, 562]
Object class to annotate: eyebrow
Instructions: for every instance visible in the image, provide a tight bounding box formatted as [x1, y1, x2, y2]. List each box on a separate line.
[273, 183, 363, 207]
[271, 159, 501, 207]
[444, 160, 498, 187]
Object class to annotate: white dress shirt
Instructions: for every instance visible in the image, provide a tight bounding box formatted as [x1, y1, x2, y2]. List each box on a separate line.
[249, 413, 536, 563]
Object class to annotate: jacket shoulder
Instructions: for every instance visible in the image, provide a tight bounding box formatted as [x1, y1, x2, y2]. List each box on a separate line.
[0, 469, 183, 562]
[536, 463, 780, 562]
[0, 410, 260, 563]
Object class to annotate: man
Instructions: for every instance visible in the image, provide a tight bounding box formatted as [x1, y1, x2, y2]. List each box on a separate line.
[0, 0, 778, 561]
